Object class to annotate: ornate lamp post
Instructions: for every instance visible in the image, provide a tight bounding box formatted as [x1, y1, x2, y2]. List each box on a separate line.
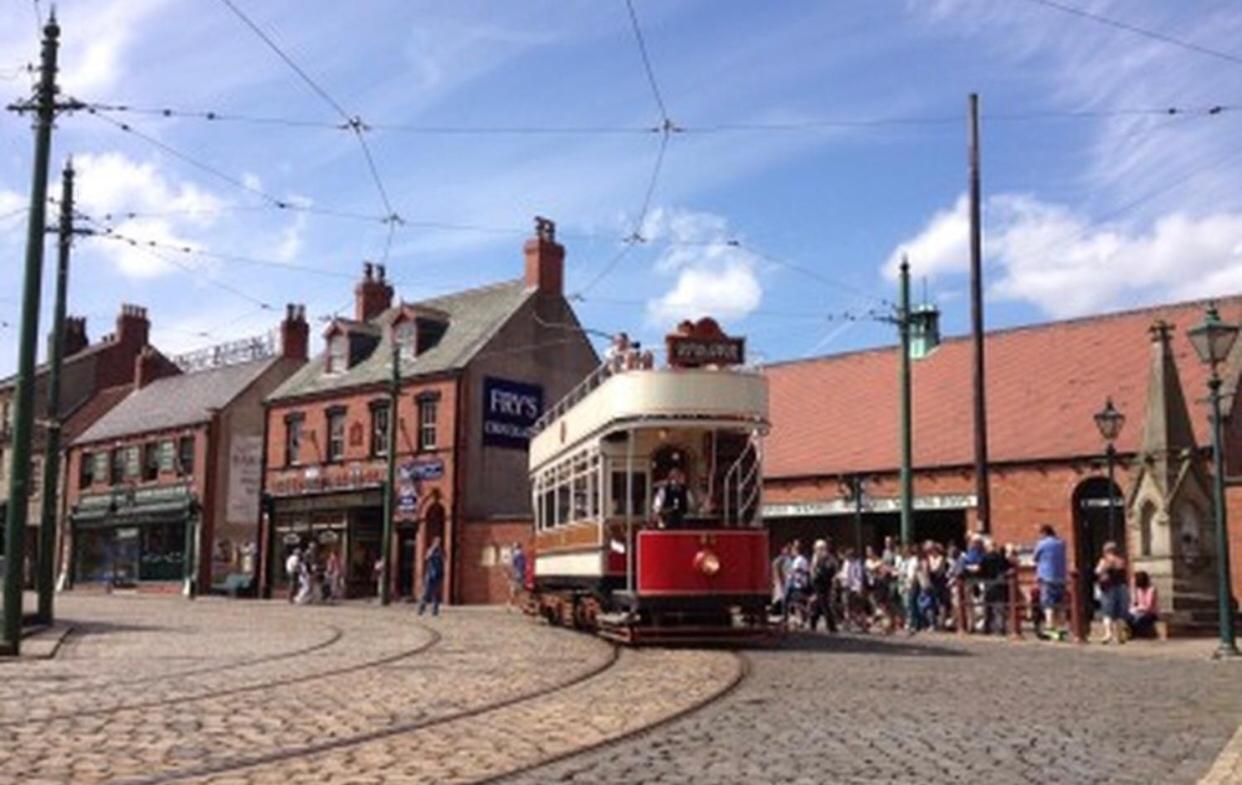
[1187, 303, 1240, 659]
[1093, 398, 1125, 544]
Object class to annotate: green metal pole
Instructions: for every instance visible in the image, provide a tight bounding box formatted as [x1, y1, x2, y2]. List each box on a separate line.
[35, 159, 73, 625]
[3, 16, 60, 654]
[1105, 443, 1117, 546]
[380, 339, 399, 605]
[852, 477, 863, 555]
[899, 257, 914, 547]
[183, 510, 197, 599]
[1209, 373, 1238, 658]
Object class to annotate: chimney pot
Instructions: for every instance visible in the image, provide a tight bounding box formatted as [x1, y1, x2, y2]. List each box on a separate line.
[524, 215, 565, 296]
[355, 262, 394, 321]
[280, 301, 310, 362]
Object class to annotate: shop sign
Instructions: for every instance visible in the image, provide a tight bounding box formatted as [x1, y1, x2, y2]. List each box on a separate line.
[398, 488, 418, 514]
[400, 459, 444, 481]
[763, 493, 977, 518]
[667, 336, 745, 367]
[482, 377, 543, 449]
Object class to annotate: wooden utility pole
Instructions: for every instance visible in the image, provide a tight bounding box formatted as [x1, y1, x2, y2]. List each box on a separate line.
[2, 15, 61, 654]
[35, 159, 76, 625]
[968, 93, 991, 534]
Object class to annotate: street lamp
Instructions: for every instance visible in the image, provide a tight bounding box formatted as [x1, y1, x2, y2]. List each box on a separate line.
[839, 475, 868, 555]
[1093, 398, 1125, 544]
[1187, 303, 1240, 659]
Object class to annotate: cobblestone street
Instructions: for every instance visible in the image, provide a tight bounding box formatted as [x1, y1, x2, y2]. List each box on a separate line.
[3, 596, 1242, 785]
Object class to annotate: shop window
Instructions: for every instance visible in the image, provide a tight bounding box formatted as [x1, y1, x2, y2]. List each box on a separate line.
[327, 407, 346, 462]
[177, 436, 195, 477]
[110, 448, 124, 485]
[142, 442, 160, 481]
[326, 334, 348, 374]
[370, 401, 390, 457]
[285, 414, 304, 466]
[418, 398, 437, 451]
[78, 451, 93, 489]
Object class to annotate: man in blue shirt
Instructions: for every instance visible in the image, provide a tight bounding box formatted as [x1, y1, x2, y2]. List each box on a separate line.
[1033, 524, 1068, 639]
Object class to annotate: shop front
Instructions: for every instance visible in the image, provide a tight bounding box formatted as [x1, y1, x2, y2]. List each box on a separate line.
[269, 488, 384, 598]
[69, 485, 197, 587]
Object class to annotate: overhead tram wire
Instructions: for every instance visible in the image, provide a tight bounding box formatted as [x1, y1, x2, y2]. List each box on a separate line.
[74, 99, 1239, 136]
[84, 107, 392, 226]
[1019, 0, 1242, 69]
[216, 0, 402, 259]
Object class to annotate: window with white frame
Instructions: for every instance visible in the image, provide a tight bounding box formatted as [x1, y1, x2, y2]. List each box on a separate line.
[326, 334, 348, 374]
[418, 397, 437, 451]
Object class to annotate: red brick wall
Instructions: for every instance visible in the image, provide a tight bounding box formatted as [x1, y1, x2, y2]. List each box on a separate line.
[457, 519, 533, 604]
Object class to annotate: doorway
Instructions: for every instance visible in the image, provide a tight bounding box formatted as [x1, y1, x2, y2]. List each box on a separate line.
[1073, 476, 1125, 618]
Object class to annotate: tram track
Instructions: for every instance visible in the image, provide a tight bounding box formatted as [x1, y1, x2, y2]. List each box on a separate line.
[0, 620, 443, 729]
[476, 650, 752, 785]
[19, 618, 346, 698]
[107, 634, 624, 785]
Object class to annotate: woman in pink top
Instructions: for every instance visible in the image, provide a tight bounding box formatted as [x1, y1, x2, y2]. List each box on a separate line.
[1128, 571, 1159, 639]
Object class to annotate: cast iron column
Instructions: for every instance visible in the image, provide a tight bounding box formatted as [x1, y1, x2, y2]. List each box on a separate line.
[381, 339, 398, 605]
[1209, 372, 1238, 658]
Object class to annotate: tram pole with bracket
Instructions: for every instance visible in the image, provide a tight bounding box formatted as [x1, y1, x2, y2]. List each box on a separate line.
[380, 338, 399, 605]
[899, 256, 914, 547]
[35, 158, 83, 625]
[2, 14, 65, 654]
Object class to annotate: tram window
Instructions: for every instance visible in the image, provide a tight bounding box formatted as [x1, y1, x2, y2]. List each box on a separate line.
[609, 471, 648, 517]
[556, 483, 570, 526]
[541, 489, 554, 530]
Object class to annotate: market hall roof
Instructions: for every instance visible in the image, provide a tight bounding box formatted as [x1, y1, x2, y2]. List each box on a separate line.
[763, 294, 1242, 479]
[267, 279, 532, 403]
[74, 357, 278, 445]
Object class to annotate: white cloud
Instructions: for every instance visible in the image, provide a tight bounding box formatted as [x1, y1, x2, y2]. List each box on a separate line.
[73, 152, 221, 278]
[888, 192, 1242, 318]
[643, 207, 763, 325]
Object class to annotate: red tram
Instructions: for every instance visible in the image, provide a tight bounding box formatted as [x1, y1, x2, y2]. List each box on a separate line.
[527, 319, 771, 643]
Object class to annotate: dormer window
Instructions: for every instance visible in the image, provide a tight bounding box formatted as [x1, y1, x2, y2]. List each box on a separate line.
[394, 320, 417, 361]
[327, 334, 348, 374]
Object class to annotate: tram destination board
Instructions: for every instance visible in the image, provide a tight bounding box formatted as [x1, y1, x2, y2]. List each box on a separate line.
[667, 335, 745, 368]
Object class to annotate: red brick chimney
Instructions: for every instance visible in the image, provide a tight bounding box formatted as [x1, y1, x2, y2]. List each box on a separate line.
[46, 315, 89, 362]
[134, 346, 165, 390]
[354, 262, 394, 322]
[280, 303, 309, 361]
[524, 216, 564, 296]
[116, 304, 150, 348]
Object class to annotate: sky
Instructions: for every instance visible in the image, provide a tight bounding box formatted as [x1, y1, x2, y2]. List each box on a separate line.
[1, 0, 1242, 374]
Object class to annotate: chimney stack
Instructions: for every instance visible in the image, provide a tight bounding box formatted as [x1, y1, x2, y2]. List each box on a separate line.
[116, 304, 150, 348]
[47, 315, 89, 363]
[524, 216, 564, 296]
[280, 303, 309, 361]
[355, 262, 394, 322]
[133, 346, 165, 390]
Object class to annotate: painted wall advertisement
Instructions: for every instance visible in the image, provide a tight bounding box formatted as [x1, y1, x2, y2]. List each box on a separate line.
[482, 376, 543, 449]
[226, 435, 264, 523]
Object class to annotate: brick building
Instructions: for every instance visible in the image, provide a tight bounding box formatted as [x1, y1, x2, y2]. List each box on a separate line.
[63, 307, 308, 592]
[260, 219, 597, 604]
[0, 304, 175, 584]
[762, 294, 1242, 628]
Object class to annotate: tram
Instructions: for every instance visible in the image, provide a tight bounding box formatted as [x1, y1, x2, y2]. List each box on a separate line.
[527, 318, 771, 643]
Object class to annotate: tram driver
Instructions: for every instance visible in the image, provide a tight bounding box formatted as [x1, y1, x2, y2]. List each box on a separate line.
[653, 467, 695, 528]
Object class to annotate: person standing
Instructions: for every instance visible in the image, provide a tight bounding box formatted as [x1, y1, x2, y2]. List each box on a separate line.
[324, 549, 342, 604]
[809, 539, 839, 632]
[509, 542, 527, 611]
[419, 537, 446, 616]
[1095, 542, 1129, 644]
[771, 543, 791, 617]
[1032, 524, 1068, 640]
[653, 467, 693, 528]
[284, 546, 302, 604]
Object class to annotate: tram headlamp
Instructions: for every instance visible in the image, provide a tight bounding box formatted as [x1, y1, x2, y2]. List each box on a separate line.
[693, 549, 720, 576]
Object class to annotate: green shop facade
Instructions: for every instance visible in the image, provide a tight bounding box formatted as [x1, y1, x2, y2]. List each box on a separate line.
[70, 483, 200, 587]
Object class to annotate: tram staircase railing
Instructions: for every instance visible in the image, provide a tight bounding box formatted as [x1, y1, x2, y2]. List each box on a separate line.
[722, 435, 761, 527]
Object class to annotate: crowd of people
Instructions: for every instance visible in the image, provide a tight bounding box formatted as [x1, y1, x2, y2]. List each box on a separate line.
[283, 543, 345, 605]
[770, 524, 1161, 644]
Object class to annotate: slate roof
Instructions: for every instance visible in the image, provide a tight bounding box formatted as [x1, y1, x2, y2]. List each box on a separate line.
[268, 279, 532, 402]
[0, 339, 110, 389]
[74, 358, 277, 444]
[763, 294, 1242, 479]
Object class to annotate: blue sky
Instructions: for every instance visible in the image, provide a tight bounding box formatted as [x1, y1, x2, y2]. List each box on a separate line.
[2, 0, 1242, 373]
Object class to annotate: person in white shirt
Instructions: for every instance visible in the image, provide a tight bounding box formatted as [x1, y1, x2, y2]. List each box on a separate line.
[284, 548, 302, 604]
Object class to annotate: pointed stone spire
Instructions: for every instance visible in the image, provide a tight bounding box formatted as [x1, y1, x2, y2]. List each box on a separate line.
[1139, 319, 1199, 492]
